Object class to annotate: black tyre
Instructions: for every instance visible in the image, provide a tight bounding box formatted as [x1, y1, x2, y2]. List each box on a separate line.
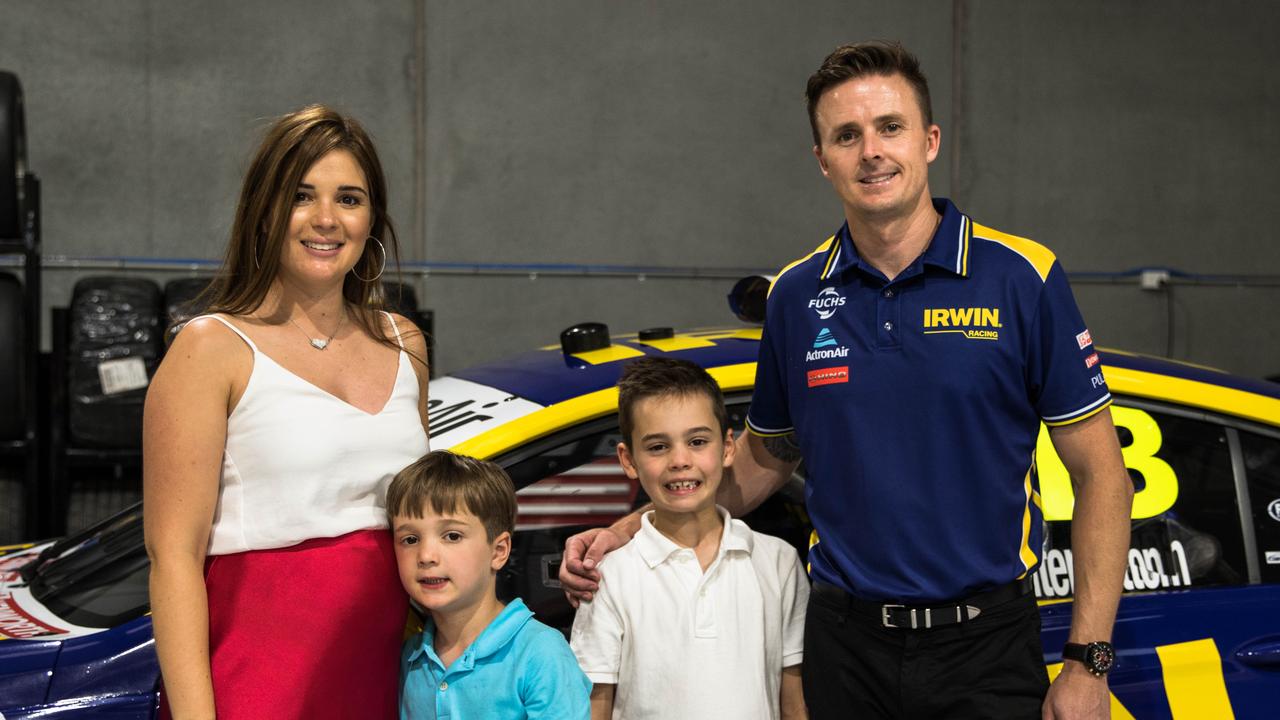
[0, 273, 22, 439]
[68, 277, 162, 448]
[162, 277, 213, 346]
[0, 71, 26, 240]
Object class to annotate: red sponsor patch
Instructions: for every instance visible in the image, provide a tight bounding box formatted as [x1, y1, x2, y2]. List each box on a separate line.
[0, 592, 63, 639]
[807, 366, 849, 387]
[1085, 352, 1100, 369]
[0, 553, 33, 571]
[1076, 329, 1093, 349]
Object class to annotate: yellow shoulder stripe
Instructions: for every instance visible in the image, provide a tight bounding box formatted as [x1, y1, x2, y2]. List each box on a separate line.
[768, 237, 835, 298]
[971, 223, 1056, 282]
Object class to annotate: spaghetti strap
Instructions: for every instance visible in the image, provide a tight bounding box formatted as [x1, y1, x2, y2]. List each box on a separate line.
[382, 311, 404, 350]
[190, 314, 260, 354]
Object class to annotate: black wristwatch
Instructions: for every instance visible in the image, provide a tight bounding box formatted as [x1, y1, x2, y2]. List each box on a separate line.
[1063, 641, 1116, 677]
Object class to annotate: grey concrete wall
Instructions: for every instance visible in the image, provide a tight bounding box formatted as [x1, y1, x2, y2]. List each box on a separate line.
[955, 1, 1280, 378]
[418, 0, 954, 371]
[2, 1, 1278, 379]
[0, 0, 419, 347]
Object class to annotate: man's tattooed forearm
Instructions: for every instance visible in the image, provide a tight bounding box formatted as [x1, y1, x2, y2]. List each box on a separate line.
[762, 433, 803, 463]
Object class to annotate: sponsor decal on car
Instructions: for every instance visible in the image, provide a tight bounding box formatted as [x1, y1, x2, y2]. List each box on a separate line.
[1033, 541, 1193, 599]
[807, 366, 848, 388]
[1076, 329, 1093, 349]
[1266, 551, 1280, 565]
[426, 377, 544, 449]
[921, 307, 1001, 341]
[807, 287, 846, 320]
[0, 553, 33, 571]
[0, 591, 64, 639]
[1038, 406, 1177, 521]
[1268, 498, 1280, 522]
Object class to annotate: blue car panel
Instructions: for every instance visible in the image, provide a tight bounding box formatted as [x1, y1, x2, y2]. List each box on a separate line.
[2, 324, 1278, 718]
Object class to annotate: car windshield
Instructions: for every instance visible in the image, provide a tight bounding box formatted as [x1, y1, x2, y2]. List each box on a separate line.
[26, 503, 150, 628]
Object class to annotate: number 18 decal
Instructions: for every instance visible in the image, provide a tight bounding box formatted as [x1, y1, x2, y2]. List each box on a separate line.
[1037, 406, 1178, 521]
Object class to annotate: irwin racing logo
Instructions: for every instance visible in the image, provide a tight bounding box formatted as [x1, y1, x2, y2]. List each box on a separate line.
[808, 287, 846, 320]
[807, 328, 849, 361]
[922, 307, 1002, 341]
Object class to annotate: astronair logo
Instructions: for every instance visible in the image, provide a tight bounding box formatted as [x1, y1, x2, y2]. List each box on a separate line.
[806, 328, 849, 361]
[921, 307, 1002, 341]
[808, 287, 846, 319]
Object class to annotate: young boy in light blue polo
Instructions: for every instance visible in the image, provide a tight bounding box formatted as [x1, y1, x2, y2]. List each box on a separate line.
[389, 450, 591, 719]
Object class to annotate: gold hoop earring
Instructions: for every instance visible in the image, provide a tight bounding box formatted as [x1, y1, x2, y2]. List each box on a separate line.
[352, 236, 386, 283]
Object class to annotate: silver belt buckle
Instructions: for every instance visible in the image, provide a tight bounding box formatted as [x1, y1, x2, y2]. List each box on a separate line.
[883, 604, 937, 628]
[881, 604, 904, 628]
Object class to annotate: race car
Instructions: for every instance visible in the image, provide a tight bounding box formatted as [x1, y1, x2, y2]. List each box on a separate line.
[2, 318, 1279, 719]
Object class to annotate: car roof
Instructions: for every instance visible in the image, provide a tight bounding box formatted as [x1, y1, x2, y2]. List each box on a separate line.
[453, 327, 764, 406]
[443, 326, 1280, 459]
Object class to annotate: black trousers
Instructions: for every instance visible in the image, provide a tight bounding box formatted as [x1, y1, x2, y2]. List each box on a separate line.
[802, 584, 1050, 720]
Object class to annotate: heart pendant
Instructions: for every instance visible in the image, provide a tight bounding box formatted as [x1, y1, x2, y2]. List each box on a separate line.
[310, 339, 329, 350]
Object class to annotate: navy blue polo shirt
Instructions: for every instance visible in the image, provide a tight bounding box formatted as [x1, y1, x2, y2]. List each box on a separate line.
[747, 198, 1111, 604]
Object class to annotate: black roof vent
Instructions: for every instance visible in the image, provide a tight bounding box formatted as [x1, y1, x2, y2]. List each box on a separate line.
[560, 322, 611, 355]
[638, 327, 674, 341]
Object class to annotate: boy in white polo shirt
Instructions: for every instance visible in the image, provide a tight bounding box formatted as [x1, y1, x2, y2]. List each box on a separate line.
[570, 357, 809, 720]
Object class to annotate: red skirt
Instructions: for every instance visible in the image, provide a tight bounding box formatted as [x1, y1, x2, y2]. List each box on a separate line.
[160, 529, 408, 719]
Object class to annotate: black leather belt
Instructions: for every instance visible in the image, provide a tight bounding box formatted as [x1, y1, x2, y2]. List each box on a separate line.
[813, 578, 1032, 630]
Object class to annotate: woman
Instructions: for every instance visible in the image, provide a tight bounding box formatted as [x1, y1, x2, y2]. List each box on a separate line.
[144, 105, 430, 719]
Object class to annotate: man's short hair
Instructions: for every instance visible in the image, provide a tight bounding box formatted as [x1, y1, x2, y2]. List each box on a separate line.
[805, 40, 933, 146]
[386, 450, 517, 541]
[617, 356, 730, 446]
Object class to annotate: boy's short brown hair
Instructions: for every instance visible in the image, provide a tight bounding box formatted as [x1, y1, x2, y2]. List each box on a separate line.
[386, 450, 517, 541]
[617, 356, 730, 445]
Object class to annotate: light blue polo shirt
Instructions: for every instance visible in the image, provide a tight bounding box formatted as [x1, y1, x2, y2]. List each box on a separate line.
[400, 598, 591, 720]
[747, 198, 1111, 604]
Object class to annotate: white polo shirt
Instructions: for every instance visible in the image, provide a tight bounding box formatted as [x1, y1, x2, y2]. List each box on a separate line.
[570, 507, 808, 720]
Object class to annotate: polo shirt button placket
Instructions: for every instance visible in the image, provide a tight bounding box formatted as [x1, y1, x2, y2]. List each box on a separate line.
[877, 283, 902, 349]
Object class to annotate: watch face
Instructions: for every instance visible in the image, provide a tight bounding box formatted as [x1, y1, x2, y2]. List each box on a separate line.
[1086, 642, 1116, 674]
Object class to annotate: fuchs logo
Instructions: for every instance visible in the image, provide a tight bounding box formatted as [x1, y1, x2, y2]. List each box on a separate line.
[1076, 329, 1093, 349]
[808, 287, 846, 320]
[1085, 352, 1100, 369]
[922, 307, 1002, 341]
[806, 328, 849, 361]
[1269, 498, 1280, 522]
[807, 366, 849, 387]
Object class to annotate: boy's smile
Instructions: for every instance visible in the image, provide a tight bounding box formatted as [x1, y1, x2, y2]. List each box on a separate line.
[617, 393, 734, 517]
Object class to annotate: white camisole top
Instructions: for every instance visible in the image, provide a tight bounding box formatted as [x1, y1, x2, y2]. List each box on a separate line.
[194, 313, 430, 555]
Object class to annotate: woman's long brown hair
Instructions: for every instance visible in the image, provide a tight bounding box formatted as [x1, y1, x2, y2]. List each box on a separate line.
[192, 104, 409, 355]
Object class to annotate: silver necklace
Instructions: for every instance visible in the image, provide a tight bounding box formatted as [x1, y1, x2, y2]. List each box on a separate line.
[288, 311, 345, 350]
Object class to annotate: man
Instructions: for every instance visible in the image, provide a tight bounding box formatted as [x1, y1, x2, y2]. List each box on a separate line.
[562, 41, 1133, 719]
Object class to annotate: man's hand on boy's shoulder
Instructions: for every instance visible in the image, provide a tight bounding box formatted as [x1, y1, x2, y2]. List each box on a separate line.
[559, 525, 631, 607]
